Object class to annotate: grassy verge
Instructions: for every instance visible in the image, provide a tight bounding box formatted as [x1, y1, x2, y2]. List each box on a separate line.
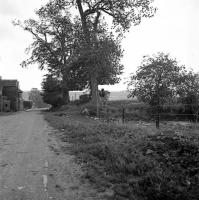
[44, 106, 199, 200]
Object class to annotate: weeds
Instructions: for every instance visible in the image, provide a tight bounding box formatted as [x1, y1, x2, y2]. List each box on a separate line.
[45, 109, 199, 200]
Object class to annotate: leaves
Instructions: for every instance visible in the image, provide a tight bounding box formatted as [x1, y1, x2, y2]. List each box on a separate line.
[128, 53, 186, 106]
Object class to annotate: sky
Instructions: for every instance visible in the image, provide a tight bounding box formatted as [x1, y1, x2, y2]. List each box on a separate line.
[0, 0, 199, 91]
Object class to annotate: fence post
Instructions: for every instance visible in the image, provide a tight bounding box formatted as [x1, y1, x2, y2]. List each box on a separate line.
[122, 107, 125, 123]
[155, 104, 160, 129]
[156, 114, 160, 129]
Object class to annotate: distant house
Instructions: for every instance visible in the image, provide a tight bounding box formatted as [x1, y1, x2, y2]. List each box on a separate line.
[0, 77, 23, 112]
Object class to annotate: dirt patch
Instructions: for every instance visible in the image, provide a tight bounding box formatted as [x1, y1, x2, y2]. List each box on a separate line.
[47, 127, 107, 200]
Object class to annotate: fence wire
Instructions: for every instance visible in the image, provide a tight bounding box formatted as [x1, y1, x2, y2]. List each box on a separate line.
[99, 102, 199, 129]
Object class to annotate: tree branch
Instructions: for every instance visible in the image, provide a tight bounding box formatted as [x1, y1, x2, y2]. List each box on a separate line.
[93, 11, 101, 32]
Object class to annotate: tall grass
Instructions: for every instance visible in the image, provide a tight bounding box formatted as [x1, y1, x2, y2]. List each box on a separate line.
[45, 110, 199, 200]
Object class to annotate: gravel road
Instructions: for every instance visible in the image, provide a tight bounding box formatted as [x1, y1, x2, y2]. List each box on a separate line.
[0, 111, 101, 200]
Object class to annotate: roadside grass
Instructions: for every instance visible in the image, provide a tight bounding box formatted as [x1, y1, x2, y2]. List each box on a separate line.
[44, 106, 199, 200]
[91, 100, 199, 122]
[80, 101, 151, 122]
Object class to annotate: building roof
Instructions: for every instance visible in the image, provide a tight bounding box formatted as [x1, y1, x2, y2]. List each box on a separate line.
[0, 79, 19, 87]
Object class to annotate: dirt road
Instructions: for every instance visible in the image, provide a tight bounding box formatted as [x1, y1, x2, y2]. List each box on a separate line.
[0, 111, 101, 200]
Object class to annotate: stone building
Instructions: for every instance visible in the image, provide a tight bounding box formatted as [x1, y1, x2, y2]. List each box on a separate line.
[0, 77, 23, 112]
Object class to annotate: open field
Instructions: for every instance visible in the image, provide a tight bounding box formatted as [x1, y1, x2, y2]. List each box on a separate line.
[44, 105, 199, 200]
[93, 100, 199, 124]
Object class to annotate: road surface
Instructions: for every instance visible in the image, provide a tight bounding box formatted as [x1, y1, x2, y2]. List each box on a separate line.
[0, 111, 101, 200]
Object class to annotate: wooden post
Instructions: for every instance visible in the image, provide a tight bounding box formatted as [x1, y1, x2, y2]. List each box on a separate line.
[155, 104, 160, 129]
[122, 107, 125, 123]
[156, 113, 160, 129]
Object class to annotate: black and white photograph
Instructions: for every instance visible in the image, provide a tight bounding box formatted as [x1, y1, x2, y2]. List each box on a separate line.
[0, 0, 199, 199]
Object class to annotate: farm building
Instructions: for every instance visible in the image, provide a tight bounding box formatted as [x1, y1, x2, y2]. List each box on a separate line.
[0, 77, 23, 112]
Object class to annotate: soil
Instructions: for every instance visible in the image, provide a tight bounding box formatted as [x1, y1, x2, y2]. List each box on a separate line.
[0, 111, 102, 200]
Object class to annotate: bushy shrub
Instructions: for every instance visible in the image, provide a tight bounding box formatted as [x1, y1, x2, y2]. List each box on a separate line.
[23, 100, 33, 109]
[79, 94, 91, 104]
[159, 104, 197, 121]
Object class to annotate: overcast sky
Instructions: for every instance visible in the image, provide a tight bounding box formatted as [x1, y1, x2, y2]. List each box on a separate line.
[0, 0, 199, 91]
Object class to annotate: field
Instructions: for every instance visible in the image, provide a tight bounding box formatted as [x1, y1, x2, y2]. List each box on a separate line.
[44, 105, 199, 200]
[90, 100, 199, 124]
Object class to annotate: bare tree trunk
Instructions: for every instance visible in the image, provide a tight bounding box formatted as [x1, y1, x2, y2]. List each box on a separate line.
[63, 89, 69, 104]
[61, 75, 70, 104]
[76, 0, 100, 116]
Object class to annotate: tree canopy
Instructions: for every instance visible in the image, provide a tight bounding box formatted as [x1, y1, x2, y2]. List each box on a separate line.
[72, 0, 156, 105]
[15, 0, 156, 112]
[128, 53, 185, 105]
[128, 52, 186, 127]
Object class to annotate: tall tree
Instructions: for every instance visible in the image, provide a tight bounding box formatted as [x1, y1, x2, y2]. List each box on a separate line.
[14, 2, 77, 103]
[14, 0, 125, 105]
[66, 0, 157, 109]
[71, 19, 124, 90]
[15, 0, 156, 113]
[128, 52, 185, 128]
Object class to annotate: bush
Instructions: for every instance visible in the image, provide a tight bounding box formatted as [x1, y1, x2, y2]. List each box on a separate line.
[80, 104, 104, 116]
[23, 101, 33, 109]
[79, 94, 91, 104]
[77, 129, 199, 200]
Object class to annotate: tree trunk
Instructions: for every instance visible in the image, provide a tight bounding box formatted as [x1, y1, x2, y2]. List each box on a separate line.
[61, 77, 70, 104]
[76, 0, 99, 116]
[63, 89, 69, 104]
[90, 75, 99, 116]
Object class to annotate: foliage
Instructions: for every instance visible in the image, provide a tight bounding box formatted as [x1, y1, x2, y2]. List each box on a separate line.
[79, 94, 91, 104]
[45, 109, 199, 200]
[29, 88, 48, 108]
[177, 71, 199, 120]
[41, 75, 65, 108]
[69, 16, 125, 92]
[14, 4, 73, 72]
[15, 0, 157, 109]
[138, 132, 199, 200]
[128, 52, 186, 127]
[13, 1, 88, 101]
[128, 53, 185, 106]
[23, 101, 33, 110]
[73, 0, 156, 34]
[69, 0, 157, 104]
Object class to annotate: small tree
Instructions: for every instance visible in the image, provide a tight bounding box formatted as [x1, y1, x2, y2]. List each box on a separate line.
[29, 88, 48, 108]
[41, 75, 65, 108]
[128, 52, 185, 128]
[23, 101, 33, 110]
